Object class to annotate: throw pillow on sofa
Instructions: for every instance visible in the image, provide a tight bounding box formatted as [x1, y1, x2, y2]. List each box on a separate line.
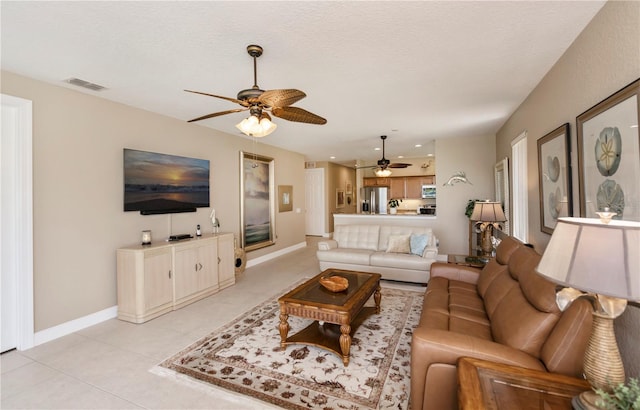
[386, 235, 411, 253]
[410, 234, 430, 256]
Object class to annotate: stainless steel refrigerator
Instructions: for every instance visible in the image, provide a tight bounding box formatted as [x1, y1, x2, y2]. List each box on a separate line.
[362, 186, 388, 214]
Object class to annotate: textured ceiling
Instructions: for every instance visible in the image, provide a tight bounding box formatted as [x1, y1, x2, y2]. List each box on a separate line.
[1, 1, 605, 165]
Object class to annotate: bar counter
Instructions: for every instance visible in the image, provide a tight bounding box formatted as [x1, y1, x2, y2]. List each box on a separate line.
[334, 213, 437, 228]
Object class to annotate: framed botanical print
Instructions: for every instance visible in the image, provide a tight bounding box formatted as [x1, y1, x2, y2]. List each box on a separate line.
[494, 158, 510, 235]
[576, 79, 639, 221]
[537, 123, 572, 234]
[240, 151, 275, 251]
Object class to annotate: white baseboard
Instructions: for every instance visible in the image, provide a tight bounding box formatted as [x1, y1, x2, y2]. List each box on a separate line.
[246, 241, 307, 268]
[31, 242, 306, 348]
[33, 305, 118, 347]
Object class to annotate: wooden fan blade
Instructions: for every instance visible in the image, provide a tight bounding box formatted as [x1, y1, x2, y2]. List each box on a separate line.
[184, 90, 249, 107]
[187, 108, 247, 123]
[272, 106, 327, 124]
[258, 89, 306, 108]
[389, 163, 413, 168]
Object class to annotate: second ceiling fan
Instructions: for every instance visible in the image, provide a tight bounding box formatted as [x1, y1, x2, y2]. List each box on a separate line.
[357, 135, 412, 175]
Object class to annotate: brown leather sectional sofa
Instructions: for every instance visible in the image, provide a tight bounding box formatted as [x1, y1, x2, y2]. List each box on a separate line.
[410, 236, 593, 410]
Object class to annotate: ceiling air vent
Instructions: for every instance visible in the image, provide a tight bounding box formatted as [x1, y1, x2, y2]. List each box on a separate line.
[64, 78, 107, 91]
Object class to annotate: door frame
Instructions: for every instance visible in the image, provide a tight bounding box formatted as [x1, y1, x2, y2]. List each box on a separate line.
[305, 168, 326, 236]
[1, 94, 34, 350]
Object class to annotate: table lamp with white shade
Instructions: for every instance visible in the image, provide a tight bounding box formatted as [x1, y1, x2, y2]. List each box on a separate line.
[535, 215, 640, 409]
[470, 200, 507, 257]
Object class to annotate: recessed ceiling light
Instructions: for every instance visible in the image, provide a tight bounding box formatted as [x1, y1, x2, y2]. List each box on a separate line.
[631, 124, 639, 128]
[398, 155, 404, 159]
[374, 147, 381, 151]
[330, 156, 336, 159]
[415, 144, 422, 148]
[427, 153, 434, 157]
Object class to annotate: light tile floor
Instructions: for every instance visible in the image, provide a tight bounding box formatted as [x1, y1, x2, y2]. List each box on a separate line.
[1, 237, 423, 409]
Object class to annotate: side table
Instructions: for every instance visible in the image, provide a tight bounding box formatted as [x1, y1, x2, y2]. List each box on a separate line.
[448, 254, 490, 269]
[458, 357, 591, 410]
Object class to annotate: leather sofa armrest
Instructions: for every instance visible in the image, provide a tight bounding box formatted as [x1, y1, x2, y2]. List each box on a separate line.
[429, 262, 482, 284]
[317, 239, 337, 251]
[410, 327, 545, 410]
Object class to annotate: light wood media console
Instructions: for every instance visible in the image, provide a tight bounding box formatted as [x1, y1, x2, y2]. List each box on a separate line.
[116, 233, 235, 323]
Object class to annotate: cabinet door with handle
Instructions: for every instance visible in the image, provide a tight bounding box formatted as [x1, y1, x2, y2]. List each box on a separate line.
[143, 248, 174, 311]
[116, 246, 173, 323]
[173, 238, 219, 306]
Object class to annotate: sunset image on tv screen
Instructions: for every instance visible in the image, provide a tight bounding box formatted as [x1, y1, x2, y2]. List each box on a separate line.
[124, 149, 210, 213]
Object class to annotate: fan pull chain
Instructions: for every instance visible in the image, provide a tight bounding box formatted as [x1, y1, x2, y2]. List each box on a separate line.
[252, 137, 259, 168]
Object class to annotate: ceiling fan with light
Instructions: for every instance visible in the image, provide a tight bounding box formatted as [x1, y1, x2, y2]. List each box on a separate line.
[185, 44, 327, 137]
[356, 135, 412, 176]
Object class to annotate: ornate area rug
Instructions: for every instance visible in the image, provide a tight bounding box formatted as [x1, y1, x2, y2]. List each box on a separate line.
[154, 285, 423, 409]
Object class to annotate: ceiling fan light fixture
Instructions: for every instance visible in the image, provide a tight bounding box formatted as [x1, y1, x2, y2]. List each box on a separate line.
[236, 113, 277, 138]
[375, 168, 392, 177]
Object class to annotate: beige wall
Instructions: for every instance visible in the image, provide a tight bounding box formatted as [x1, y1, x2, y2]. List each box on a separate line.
[1, 71, 307, 332]
[435, 134, 496, 255]
[317, 162, 357, 232]
[495, 1, 640, 378]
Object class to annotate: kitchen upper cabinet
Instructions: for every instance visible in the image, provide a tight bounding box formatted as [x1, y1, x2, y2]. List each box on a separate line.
[389, 178, 405, 199]
[405, 177, 423, 199]
[421, 176, 435, 185]
[363, 177, 390, 187]
[364, 175, 436, 198]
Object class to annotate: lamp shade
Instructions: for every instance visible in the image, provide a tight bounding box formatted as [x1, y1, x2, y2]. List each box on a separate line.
[236, 114, 277, 137]
[536, 217, 640, 301]
[470, 201, 506, 222]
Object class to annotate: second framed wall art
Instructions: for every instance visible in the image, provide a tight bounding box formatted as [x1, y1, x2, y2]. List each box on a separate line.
[537, 123, 572, 234]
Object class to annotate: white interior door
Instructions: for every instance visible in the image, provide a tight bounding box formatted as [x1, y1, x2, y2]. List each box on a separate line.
[305, 168, 325, 236]
[1, 94, 34, 352]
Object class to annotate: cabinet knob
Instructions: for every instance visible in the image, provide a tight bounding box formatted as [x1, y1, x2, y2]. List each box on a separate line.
[168, 270, 172, 279]
[218, 257, 221, 264]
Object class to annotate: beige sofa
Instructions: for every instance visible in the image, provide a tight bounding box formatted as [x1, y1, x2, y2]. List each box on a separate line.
[410, 235, 592, 410]
[316, 224, 441, 284]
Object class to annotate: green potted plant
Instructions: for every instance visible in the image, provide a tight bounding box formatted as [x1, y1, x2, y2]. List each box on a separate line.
[595, 378, 640, 410]
[466, 199, 482, 218]
[388, 198, 402, 214]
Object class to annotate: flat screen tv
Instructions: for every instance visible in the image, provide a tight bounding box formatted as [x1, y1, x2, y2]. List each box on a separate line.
[124, 148, 210, 215]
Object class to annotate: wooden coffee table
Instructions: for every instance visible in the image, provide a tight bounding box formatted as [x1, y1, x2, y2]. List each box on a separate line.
[278, 269, 381, 366]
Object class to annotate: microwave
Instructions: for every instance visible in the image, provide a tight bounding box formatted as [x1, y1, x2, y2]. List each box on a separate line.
[421, 185, 436, 199]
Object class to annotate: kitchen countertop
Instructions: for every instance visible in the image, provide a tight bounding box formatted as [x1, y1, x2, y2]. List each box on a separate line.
[334, 213, 437, 228]
[335, 212, 436, 217]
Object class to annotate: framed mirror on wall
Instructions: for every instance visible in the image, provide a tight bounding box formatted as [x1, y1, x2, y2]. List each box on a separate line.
[494, 158, 510, 235]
